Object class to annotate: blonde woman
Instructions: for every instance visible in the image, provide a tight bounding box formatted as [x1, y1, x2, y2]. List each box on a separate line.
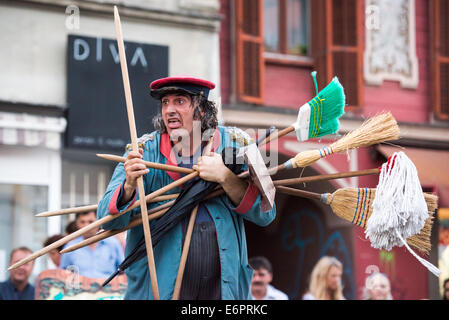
[362, 272, 393, 300]
[302, 256, 345, 300]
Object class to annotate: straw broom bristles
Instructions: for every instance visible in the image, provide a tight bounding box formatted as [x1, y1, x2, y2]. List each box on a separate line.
[324, 188, 437, 255]
[291, 112, 400, 168]
[276, 186, 436, 255]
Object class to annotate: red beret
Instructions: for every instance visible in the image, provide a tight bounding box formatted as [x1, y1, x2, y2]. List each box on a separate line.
[149, 76, 215, 100]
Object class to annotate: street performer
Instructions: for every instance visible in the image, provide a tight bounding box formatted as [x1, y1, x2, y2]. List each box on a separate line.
[97, 76, 276, 300]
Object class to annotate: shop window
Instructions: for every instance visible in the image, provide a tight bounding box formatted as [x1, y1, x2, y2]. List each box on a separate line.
[264, 0, 310, 56]
[0, 184, 48, 282]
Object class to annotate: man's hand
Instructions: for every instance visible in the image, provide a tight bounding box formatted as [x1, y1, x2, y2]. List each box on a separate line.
[193, 152, 231, 184]
[122, 148, 148, 204]
[193, 152, 248, 206]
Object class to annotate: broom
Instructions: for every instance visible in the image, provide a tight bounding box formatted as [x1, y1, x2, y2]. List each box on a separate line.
[240, 111, 400, 179]
[283, 111, 399, 170]
[260, 72, 345, 146]
[57, 152, 426, 256]
[276, 186, 440, 276]
[275, 112, 399, 173]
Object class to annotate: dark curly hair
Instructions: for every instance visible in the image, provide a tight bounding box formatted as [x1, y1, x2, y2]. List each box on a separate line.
[152, 94, 218, 134]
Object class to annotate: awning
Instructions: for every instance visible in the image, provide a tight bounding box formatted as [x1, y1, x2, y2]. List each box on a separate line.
[0, 112, 66, 150]
[377, 145, 449, 207]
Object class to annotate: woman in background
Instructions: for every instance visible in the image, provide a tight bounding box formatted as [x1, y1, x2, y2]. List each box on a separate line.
[302, 256, 345, 300]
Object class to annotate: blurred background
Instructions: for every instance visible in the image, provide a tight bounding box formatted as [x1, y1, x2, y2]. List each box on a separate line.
[0, 0, 448, 300]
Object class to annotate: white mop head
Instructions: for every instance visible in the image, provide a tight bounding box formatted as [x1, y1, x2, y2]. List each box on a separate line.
[366, 151, 428, 249]
[365, 151, 440, 277]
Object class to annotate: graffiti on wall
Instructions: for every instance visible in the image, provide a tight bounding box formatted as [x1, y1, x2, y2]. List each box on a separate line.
[280, 209, 355, 299]
[35, 269, 127, 300]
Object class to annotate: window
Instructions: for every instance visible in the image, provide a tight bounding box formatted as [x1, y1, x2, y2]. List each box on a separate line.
[235, 0, 265, 104]
[235, 0, 362, 107]
[60, 160, 113, 230]
[264, 0, 310, 56]
[431, 0, 449, 120]
[311, 0, 363, 109]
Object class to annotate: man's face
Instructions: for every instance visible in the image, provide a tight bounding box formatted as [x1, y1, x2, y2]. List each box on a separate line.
[161, 93, 197, 139]
[9, 250, 34, 284]
[251, 268, 273, 290]
[326, 265, 342, 291]
[76, 211, 97, 239]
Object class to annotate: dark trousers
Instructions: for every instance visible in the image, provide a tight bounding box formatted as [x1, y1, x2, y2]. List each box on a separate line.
[179, 219, 221, 300]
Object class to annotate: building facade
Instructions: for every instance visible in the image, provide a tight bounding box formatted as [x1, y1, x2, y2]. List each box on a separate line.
[0, 0, 221, 282]
[218, 0, 449, 299]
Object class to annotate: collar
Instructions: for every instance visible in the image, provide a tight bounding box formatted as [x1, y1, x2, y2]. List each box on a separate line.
[159, 127, 221, 182]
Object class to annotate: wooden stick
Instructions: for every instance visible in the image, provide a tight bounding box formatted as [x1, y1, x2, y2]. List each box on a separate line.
[258, 126, 294, 147]
[60, 202, 174, 254]
[97, 153, 194, 175]
[35, 193, 179, 218]
[275, 186, 322, 201]
[172, 205, 199, 300]
[61, 132, 214, 255]
[61, 186, 218, 254]
[9, 9, 198, 276]
[114, 6, 159, 299]
[59, 168, 383, 254]
[272, 168, 379, 186]
[170, 133, 216, 299]
[242, 112, 399, 179]
[238, 162, 286, 179]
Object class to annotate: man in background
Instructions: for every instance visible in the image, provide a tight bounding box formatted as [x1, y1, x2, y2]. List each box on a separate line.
[59, 211, 124, 279]
[0, 247, 35, 300]
[249, 256, 288, 300]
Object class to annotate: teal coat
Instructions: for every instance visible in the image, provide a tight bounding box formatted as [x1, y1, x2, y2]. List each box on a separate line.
[97, 126, 276, 300]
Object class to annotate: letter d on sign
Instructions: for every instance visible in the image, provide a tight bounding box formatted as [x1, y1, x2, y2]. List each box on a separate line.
[65, 5, 80, 30]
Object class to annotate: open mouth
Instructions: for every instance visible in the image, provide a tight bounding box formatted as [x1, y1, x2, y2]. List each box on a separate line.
[167, 118, 182, 129]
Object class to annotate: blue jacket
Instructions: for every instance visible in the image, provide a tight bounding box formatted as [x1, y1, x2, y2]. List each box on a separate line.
[97, 126, 276, 300]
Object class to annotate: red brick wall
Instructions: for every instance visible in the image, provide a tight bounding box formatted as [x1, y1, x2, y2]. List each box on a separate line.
[264, 64, 315, 109]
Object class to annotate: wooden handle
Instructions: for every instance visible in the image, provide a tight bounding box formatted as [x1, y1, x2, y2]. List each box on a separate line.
[275, 186, 322, 201]
[35, 193, 179, 218]
[55, 168, 380, 256]
[171, 133, 215, 299]
[11, 154, 194, 270]
[238, 161, 287, 180]
[35, 204, 98, 218]
[59, 188, 223, 255]
[60, 204, 173, 254]
[172, 205, 199, 300]
[259, 126, 294, 147]
[97, 153, 194, 175]
[273, 168, 379, 186]
[61, 133, 215, 256]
